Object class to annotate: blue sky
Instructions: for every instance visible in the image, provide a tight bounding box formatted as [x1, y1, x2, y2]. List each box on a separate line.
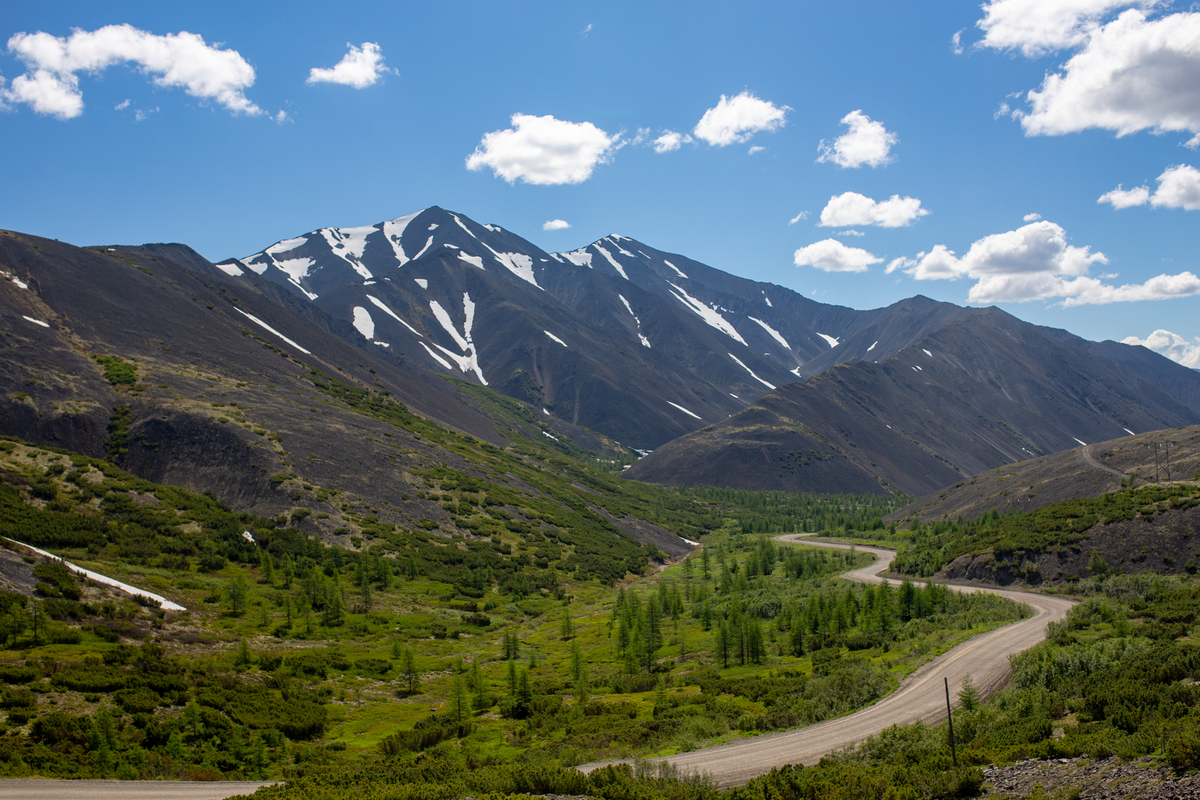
[3, 0, 1199, 366]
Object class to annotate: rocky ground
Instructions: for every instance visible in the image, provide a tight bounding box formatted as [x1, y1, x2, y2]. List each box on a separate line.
[983, 757, 1200, 799]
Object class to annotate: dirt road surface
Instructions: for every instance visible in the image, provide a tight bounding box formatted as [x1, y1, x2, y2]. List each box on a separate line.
[578, 535, 1076, 787]
[0, 779, 275, 799]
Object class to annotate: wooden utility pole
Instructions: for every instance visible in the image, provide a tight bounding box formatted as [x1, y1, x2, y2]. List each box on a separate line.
[945, 677, 957, 767]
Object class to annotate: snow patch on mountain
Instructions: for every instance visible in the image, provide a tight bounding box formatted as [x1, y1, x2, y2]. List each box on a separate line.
[817, 332, 839, 348]
[593, 244, 629, 280]
[458, 252, 484, 269]
[352, 306, 375, 340]
[764, 295, 773, 307]
[668, 401, 701, 420]
[663, 260, 688, 279]
[922, 349, 932, 357]
[619, 294, 651, 348]
[234, 308, 311, 354]
[561, 249, 593, 268]
[22, 316, 49, 328]
[319, 226, 375, 280]
[749, 317, 790, 350]
[412, 237, 435, 261]
[544, 331, 568, 347]
[728, 353, 776, 389]
[267, 236, 307, 255]
[383, 211, 420, 264]
[426, 294, 486, 384]
[216, 262, 243, 276]
[668, 282, 747, 345]
[420, 342, 454, 370]
[451, 213, 477, 239]
[428, 223, 438, 231]
[867, 341, 878, 352]
[483, 244, 540, 288]
[366, 295, 422, 337]
[414, 278, 428, 289]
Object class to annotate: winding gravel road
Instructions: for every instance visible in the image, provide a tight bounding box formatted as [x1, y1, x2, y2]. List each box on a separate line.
[579, 535, 1076, 787]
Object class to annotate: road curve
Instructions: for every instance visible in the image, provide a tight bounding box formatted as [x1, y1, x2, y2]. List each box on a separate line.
[579, 535, 1075, 787]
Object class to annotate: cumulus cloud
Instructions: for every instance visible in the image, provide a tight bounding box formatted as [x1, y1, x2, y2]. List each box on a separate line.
[793, 239, 882, 273]
[818, 191, 929, 228]
[307, 42, 395, 89]
[1123, 329, 1200, 367]
[653, 130, 692, 152]
[817, 110, 897, 168]
[748, 145, 765, 155]
[889, 219, 1200, 305]
[542, 219, 571, 231]
[1099, 164, 1200, 209]
[2, 24, 261, 119]
[1024, 212, 1042, 221]
[788, 211, 808, 225]
[1015, 10, 1200, 140]
[693, 91, 789, 147]
[976, 0, 1161, 57]
[465, 113, 622, 185]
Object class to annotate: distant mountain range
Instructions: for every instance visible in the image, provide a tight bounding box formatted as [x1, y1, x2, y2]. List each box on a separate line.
[2, 207, 1198, 510]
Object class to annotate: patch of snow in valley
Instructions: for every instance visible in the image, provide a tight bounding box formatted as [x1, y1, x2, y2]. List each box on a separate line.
[414, 278, 428, 289]
[817, 332, 839, 348]
[867, 341, 878, 352]
[375, 341, 390, 347]
[8, 538, 186, 611]
[728, 353, 776, 389]
[668, 401, 701, 420]
[791, 367, 802, 376]
[730, 393, 738, 398]
[363, 280, 376, 286]
[1124, 428, 1136, 436]
[764, 295, 773, 307]
[428, 223, 439, 230]
[352, 306, 375, 340]
[1074, 437, 1088, 446]
[428, 300, 470, 351]
[233, 308, 311, 354]
[663, 259, 688, 279]
[22, 316, 49, 328]
[749, 316, 790, 349]
[544, 331, 568, 347]
[542, 408, 550, 416]
[668, 282, 747, 345]
[542, 431, 559, 442]
[681, 537, 700, 546]
[922, 349, 932, 357]
[367, 295, 422, 337]
[443, 243, 460, 249]
[458, 252, 485, 269]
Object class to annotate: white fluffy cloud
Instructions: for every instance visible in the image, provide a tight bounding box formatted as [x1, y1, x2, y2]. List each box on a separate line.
[465, 113, 622, 185]
[542, 219, 571, 231]
[1015, 10, 1200, 140]
[817, 110, 897, 168]
[818, 192, 929, 228]
[976, 0, 1161, 57]
[1122, 329, 1200, 367]
[307, 42, 394, 89]
[888, 219, 1200, 305]
[2, 24, 261, 119]
[653, 130, 692, 152]
[1099, 164, 1200, 210]
[793, 239, 882, 273]
[692, 91, 789, 147]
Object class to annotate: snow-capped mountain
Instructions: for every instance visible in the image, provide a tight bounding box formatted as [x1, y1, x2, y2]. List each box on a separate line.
[221, 207, 1200, 458]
